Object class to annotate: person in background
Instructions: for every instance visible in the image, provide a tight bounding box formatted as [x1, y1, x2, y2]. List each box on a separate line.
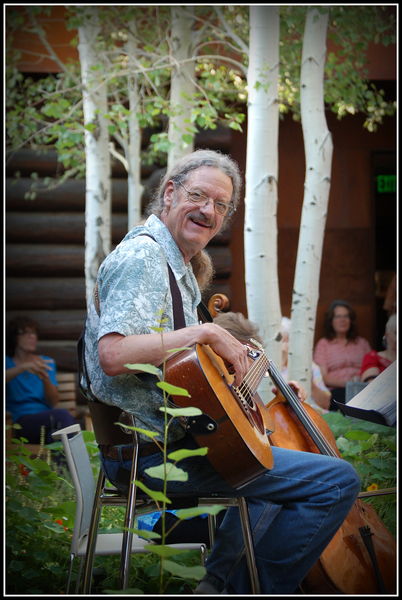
[313, 300, 371, 409]
[212, 310, 264, 346]
[6, 316, 75, 444]
[280, 317, 331, 413]
[360, 313, 396, 383]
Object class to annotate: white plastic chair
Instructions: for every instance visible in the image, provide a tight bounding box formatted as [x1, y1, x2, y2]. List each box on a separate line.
[52, 424, 206, 593]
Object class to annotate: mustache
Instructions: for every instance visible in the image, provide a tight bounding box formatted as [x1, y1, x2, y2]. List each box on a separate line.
[188, 211, 215, 227]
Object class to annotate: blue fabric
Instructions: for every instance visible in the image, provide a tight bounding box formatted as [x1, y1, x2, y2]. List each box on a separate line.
[17, 409, 76, 444]
[102, 441, 360, 594]
[6, 355, 58, 422]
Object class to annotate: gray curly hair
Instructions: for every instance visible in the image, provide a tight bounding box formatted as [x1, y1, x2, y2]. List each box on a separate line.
[146, 149, 242, 223]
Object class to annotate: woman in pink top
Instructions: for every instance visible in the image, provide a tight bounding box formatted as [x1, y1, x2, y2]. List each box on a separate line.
[314, 300, 371, 409]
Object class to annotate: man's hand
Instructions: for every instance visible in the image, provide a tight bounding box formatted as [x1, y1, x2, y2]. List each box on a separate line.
[199, 323, 249, 387]
[271, 380, 307, 403]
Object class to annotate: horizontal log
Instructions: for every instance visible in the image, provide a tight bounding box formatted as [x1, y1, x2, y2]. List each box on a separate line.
[6, 213, 128, 244]
[6, 128, 231, 178]
[6, 148, 154, 179]
[35, 341, 80, 373]
[6, 277, 86, 310]
[6, 243, 232, 278]
[6, 244, 84, 276]
[6, 309, 87, 340]
[6, 178, 130, 212]
[6, 149, 60, 176]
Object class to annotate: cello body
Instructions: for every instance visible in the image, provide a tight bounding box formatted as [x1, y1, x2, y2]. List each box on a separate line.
[265, 393, 397, 594]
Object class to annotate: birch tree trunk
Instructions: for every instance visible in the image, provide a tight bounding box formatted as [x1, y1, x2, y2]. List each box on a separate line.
[244, 5, 281, 403]
[78, 9, 111, 307]
[288, 7, 333, 396]
[167, 7, 196, 170]
[126, 32, 143, 230]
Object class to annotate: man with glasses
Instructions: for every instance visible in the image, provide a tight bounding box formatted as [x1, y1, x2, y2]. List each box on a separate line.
[83, 149, 360, 594]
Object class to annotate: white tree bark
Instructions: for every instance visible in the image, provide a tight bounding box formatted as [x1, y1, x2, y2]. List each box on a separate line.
[244, 6, 281, 403]
[126, 32, 143, 230]
[167, 7, 196, 170]
[288, 7, 333, 396]
[78, 9, 111, 307]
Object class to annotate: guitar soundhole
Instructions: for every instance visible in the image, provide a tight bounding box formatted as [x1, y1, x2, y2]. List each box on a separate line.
[233, 385, 265, 435]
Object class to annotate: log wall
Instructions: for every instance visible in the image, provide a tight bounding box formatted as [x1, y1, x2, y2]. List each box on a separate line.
[6, 130, 239, 371]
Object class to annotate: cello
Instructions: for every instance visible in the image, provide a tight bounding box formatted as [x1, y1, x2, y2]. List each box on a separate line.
[206, 295, 396, 593]
[264, 359, 396, 594]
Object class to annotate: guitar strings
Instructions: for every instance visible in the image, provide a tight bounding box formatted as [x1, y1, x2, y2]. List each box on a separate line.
[236, 352, 269, 407]
[236, 352, 336, 457]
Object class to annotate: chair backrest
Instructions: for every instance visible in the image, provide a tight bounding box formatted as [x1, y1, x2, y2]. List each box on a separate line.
[87, 400, 137, 446]
[52, 424, 96, 554]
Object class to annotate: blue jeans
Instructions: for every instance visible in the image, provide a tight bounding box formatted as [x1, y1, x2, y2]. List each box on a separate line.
[101, 437, 360, 594]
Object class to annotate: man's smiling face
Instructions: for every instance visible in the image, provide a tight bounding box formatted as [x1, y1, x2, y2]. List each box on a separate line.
[160, 166, 233, 263]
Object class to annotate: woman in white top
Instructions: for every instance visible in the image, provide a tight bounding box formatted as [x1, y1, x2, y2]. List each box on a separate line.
[280, 317, 331, 413]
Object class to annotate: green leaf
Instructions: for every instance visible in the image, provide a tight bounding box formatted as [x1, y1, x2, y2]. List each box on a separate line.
[124, 363, 161, 376]
[126, 527, 161, 540]
[134, 479, 171, 504]
[345, 430, 373, 441]
[159, 406, 201, 418]
[162, 559, 206, 580]
[181, 133, 194, 144]
[156, 381, 191, 397]
[145, 545, 188, 558]
[167, 447, 208, 461]
[114, 423, 159, 440]
[145, 463, 188, 482]
[175, 505, 226, 520]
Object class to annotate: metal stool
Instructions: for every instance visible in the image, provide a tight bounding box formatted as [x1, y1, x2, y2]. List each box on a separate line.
[83, 400, 261, 593]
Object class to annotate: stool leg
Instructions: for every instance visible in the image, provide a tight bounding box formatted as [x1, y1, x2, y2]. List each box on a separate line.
[207, 513, 216, 548]
[119, 446, 139, 589]
[238, 498, 260, 594]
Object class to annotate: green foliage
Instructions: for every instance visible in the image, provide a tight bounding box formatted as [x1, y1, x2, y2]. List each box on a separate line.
[278, 5, 396, 129]
[6, 439, 77, 594]
[323, 412, 396, 535]
[6, 5, 395, 196]
[5, 404, 396, 592]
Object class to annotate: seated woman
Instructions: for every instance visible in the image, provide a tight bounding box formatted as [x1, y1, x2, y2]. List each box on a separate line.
[314, 300, 371, 409]
[360, 314, 396, 383]
[6, 316, 75, 444]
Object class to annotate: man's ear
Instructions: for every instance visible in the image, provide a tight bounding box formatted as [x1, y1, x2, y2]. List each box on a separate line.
[163, 180, 175, 209]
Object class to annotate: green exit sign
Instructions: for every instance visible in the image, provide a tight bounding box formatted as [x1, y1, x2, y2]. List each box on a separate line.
[377, 174, 396, 193]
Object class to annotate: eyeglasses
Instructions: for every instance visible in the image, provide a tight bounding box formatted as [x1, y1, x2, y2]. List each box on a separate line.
[177, 181, 235, 217]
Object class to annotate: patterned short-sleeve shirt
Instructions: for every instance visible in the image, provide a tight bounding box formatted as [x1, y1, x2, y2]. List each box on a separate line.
[84, 214, 201, 442]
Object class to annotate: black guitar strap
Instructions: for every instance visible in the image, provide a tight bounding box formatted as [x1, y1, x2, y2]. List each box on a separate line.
[78, 233, 213, 399]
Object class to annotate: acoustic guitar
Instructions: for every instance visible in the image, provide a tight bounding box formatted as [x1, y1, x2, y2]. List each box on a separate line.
[165, 342, 274, 489]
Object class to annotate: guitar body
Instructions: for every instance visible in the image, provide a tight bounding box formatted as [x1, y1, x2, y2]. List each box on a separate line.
[165, 343, 273, 489]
